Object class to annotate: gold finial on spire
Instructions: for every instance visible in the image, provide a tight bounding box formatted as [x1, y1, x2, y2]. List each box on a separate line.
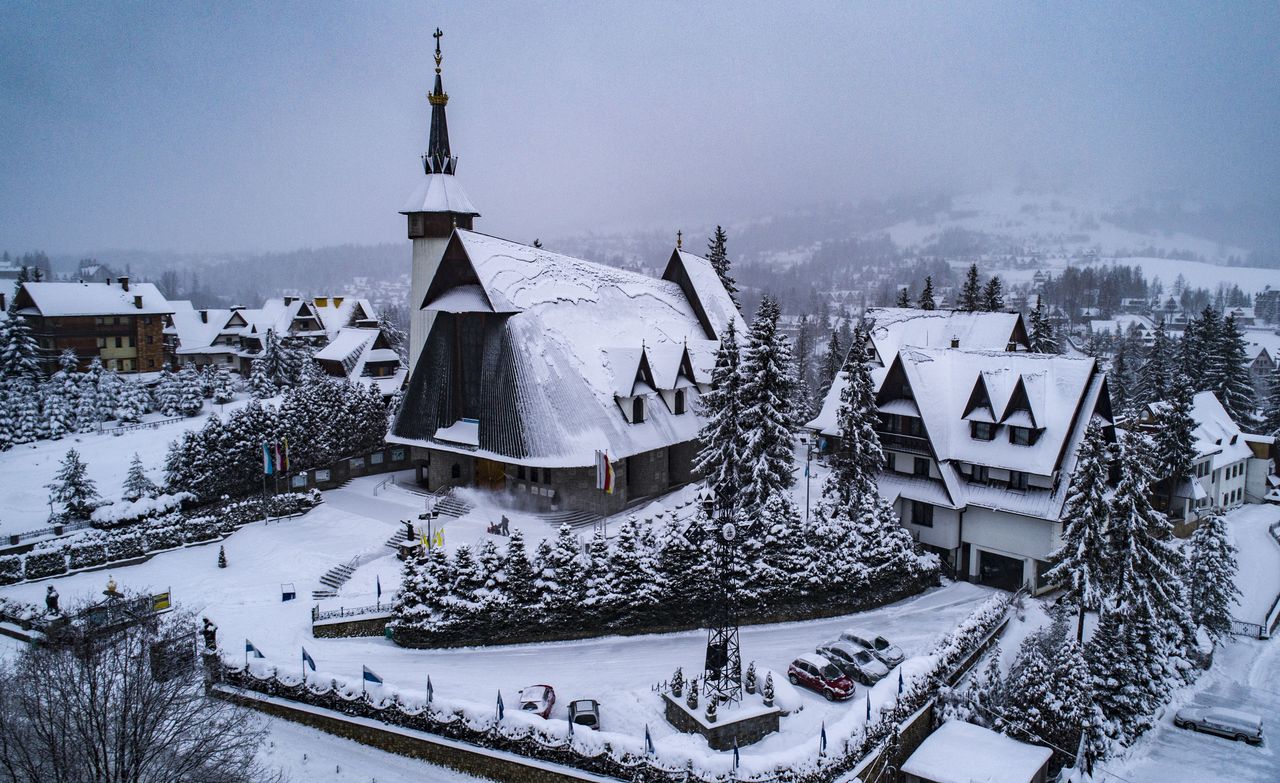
[676, 230, 683, 250]
[433, 27, 444, 74]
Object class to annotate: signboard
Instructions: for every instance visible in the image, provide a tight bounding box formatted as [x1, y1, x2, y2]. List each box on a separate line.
[152, 591, 172, 613]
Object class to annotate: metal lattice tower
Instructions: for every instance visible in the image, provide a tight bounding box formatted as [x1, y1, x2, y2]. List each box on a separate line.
[695, 488, 743, 705]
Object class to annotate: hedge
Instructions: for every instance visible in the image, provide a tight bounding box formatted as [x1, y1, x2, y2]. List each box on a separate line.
[25, 550, 68, 580]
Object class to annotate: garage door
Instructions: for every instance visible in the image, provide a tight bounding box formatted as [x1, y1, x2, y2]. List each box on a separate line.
[978, 550, 1024, 592]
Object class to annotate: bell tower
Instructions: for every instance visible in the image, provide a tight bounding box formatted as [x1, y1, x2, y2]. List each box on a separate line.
[400, 28, 479, 376]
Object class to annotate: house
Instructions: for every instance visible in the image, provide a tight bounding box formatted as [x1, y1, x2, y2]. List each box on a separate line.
[11, 278, 173, 374]
[388, 230, 739, 515]
[1243, 329, 1279, 405]
[163, 303, 250, 369]
[1088, 313, 1155, 347]
[808, 309, 1109, 593]
[901, 721, 1052, 783]
[313, 324, 407, 397]
[1136, 390, 1276, 523]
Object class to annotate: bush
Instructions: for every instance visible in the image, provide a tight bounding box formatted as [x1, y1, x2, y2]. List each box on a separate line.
[183, 516, 220, 543]
[0, 556, 23, 586]
[145, 524, 184, 552]
[68, 539, 109, 570]
[25, 549, 68, 580]
[106, 532, 145, 562]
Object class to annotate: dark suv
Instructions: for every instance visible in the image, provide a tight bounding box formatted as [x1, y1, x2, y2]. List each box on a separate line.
[787, 653, 856, 701]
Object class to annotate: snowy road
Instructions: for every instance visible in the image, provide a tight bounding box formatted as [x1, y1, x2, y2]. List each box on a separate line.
[1227, 504, 1280, 624]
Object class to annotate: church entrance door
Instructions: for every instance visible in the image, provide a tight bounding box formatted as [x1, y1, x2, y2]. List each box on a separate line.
[475, 458, 506, 490]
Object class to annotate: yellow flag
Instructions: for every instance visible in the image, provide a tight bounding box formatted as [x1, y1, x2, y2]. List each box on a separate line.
[421, 531, 428, 548]
[434, 529, 445, 547]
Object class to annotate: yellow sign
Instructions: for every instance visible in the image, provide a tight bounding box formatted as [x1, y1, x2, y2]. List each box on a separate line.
[152, 591, 172, 612]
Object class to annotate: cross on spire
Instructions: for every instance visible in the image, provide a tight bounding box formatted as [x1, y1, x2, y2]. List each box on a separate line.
[433, 27, 444, 73]
[676, 230, 683, 250]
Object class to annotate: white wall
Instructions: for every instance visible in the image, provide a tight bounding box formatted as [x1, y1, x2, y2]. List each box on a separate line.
[408, 234, 451, 379]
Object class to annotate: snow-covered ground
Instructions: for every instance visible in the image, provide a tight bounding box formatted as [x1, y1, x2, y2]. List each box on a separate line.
[1226, 504, 1280, 625]
[260, 718, 487, 783]
[0, 397, 253, 535]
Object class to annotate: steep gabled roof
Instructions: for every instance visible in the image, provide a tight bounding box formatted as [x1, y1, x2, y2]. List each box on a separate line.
[865, 307, 1027, 364]
[661, 250, 748, 340]
[16, 281, 174, 317]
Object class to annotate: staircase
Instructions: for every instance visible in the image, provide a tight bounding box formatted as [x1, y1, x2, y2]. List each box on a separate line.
[539, 509, 602, 530]
[435, 494, 473, 518]
[311, 556, 359, 600]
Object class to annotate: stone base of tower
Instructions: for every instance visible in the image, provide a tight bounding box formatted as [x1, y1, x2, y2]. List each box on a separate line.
[661, 691, 783, 750]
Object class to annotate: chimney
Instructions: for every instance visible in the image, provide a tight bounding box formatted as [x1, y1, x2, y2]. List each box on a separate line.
[134, 295, 143, 309]
[332, 296, 344, 308]
[315, 296, 328, 307]
[284, 295, 296, 306]
[950, 335, 960, 348]
[119, 276, 130, 292]
[200, 310, 208, 323]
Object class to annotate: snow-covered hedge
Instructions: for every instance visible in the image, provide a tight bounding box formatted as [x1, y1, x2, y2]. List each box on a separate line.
[106, 531, 145, 562]
[90, 492, 195, 529]
[145, 523, 185, 552]
[0, 556, 23, 586]
[68, 535, 110, 570]
[183, 516, 220, 543]
[24, 549, 68, 580]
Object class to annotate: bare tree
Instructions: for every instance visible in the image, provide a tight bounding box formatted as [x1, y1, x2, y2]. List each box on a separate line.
[0, 602, 281, 783]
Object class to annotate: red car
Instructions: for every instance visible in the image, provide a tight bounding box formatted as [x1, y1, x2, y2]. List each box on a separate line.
[788, 653, 856, 701]
[518, 684, 556, 719]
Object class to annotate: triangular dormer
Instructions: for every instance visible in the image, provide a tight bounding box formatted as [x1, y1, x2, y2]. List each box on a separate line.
[1000, 376, 1038, 428]
[963, 374, 997, 423]
[421, 232, 498, 313]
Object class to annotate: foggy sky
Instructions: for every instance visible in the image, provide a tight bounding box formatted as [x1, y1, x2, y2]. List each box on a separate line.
[2, 1, 1278, 255]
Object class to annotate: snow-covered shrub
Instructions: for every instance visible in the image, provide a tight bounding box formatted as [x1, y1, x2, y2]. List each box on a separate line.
[91, 492, 195, 530]
[145, 523, 185, 552]
[183, 516, 220, 543]
[24, 548, 68, 580]
[0, 556, 23, 585]
[68, 536, 110, 570]
[106, 531, 145, 562]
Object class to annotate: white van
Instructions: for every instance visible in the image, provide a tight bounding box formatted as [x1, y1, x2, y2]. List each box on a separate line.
[1173, 706, 1263, 745]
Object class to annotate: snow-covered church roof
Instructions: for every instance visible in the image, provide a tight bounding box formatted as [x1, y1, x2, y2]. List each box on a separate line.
[390, 230, 743, 466]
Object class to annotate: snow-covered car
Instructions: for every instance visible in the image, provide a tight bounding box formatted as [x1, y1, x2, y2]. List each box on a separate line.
[839, 628, 905, 668]
[816, 640, 890, 685]
[787, 653, 855, 701]
[518, 684, 556, 719]
[1173, 706, 1263, 745]
[568, 698, 600, 730]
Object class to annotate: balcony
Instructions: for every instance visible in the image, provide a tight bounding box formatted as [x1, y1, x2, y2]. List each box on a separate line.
[877, 430, 932, 455]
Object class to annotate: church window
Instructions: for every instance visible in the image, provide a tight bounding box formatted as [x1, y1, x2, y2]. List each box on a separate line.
[632, 397, 645, 423]
[674, 389, 686, 415]
[451, 463, 461, 479]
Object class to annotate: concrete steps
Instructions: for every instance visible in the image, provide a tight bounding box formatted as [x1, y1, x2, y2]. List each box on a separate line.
[311, 557, 359, 600]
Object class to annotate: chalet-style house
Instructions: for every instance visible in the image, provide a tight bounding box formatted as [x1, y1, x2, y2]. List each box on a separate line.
[313, 325, 407, 397]
[11, 278, 174, 374]
[808, 308, 1113, 593]
[901, 720, 1052, 783]
[1137, 390, 1277, 523]
[385, 37, 740, 514]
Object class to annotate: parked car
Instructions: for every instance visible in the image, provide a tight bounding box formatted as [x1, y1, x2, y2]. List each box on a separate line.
[817, 640, 890, 684]
[840, 628, 905, 668]
[787, 653, 856, 701]
[568, 698, 600, 730]
[1173, 706, 1263, 745]
[518, 684, 556, 719]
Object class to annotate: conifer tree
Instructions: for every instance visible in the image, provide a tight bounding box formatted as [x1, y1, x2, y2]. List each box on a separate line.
[211, 365, 235, 404]
[47, 448, 100, 517]
[392, 546, 439, 636]
[445, 544, 486, 628]
[1186, 510, 1240, 640]
[982, 276, 1004, 311]
[656, 512, 715, 624]
[757, 493, 809, 602]
[705, 225, 739, 308]
[218, 545, 227, 568]
[257, 329, 288, 388]
[1210, 313, 1256, 427]
[1150, 374, 1197, 510]
[157, 365, 182, 416]
[694, 320, 747, 504]
[499, 529, 537, 615]
[1264, 360, 1280, 438]
[917, 276, 936, 310]
[122, 452, 160, 502]
[1045, 420, 1112, 640]
[177, 365, 204, 416]
[822, 325, 884, 511]
[75, 364, 101, 432]
[960, 264, 982, 311]
[821, 329, 844, 393]
[737, 295, 796, 514]
[198, 365, 216, 398]
[895, 286, 911, 308]
[580, 528, 618, 627]
[1001, 618, 1098, 766]
[538, 523, 585, 625]
[1181, 306, 1220, 390]
[1027, 298, 1057, 353]
[7, 380, 40, 445]
[42, 375, 74, 440]
[609, 517, 661, 623]
[248, 359, 276, 400]
[0, 313, 43, 383]
[1087, 601, 1154, 742]
[0, 395, 13, 452]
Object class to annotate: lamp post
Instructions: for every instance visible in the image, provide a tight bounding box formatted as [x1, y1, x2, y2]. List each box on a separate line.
[695, 487, 743, 706]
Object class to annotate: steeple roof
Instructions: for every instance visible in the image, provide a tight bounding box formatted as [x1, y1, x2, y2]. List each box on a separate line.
[401, 28, 479, 217]
[425, 27, 455, 175]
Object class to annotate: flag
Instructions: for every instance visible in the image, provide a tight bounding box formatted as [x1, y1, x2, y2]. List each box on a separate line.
[376, 575, 382, 602]
[595, 450, 605, 490]
[273, 441, 283, 473]
[804, 462, 810, 477]
[245, 640, 265, 658]
[281, 436, 290, 470]
[898, 668, 904, 695]
[421, 531, 429, 548]
[434, 529, 444, 548]
[866, 692, 871, 720]
[362, 666, 383, 685]
[261, 443, 274, 475]
[732, 739, 740, 769]
[426, 675, 434, 704]
[496, 690, 505, 720]
[644, 724, 654, 756]
[820, 721, 828, 755]
[603, 451, 614, 494]
[302, 646, 315, 671]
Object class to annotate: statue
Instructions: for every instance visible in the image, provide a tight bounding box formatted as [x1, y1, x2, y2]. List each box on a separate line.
[201, 617, 218, 650]
[45, 585, 59, 614]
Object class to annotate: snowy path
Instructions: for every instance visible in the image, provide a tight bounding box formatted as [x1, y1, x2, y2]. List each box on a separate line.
[261, 718, 486, 783]
[1228, 504, 1280, 624]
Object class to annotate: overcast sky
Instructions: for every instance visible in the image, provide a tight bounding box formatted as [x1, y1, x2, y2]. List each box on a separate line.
[2, 1, 1278, 254]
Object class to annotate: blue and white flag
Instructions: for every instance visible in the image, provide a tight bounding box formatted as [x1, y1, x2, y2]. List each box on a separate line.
[733, 739, 740, 769]
[245, 640, 265, 659]
[804, 462, 810, 477]
[644, 724, 655, 756]
[302, 646, 316, 672]
[820, 721, 828, 755]
[362, 666, 383, 685]
[496, 690, 505, 721]
[426, 675, 434, 704]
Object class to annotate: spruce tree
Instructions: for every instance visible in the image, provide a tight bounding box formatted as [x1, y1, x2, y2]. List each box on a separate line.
[822, 325, 884, 510]
[500, 529, 537, 616]
[248, 359, 276, 400]
[0, 313, 43, 383]
[121, 452, 159, 502]
[982, 276, 1004, 311]
[609, 517, 661, 623]
[218, 545, 227, 568]
[656, 512, 715, 624]
[257, 329, 287, 388]
[895, 286, 910, 308]
[705, 225, 739, 308]
[1151, 374, 1197, 512]
[47, 448, 100, 517]
[1027, 298, 1057, 353]
[960, 264, 982, 311]
[1210, 313, 1256, 427]
[738, 295, 797, 515]
[1263, 360, 1280, 438]
[1186, 510, 1240, 640]
[1182, 306, 1220, 391]
[821, 329, 844, 394]
[74, 365, 101, 432]
[157, 365, 182, 416]
[1133, 319, 1174, 408]
[694, 320, 747, 504]
[1001, 619, 1097, 766]
[917, 276, 936, 310]
[1045, 420, 1112, 640]
[8, 380, 40, 445]
[580, 528, 618, 627]
[538, 524, 585, 626]
[0, 395, 13, 452]
[177, 365, 204, 416]
[41, 378, 73, 440]
[211, 365, 235, 404]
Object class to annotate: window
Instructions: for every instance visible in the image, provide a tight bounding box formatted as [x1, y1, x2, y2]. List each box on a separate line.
[911, 500, 934, 527]
[632, 397, 645, 423]
[1009, 427, 1034, 446]
[913, 457, 930, 477]
[907, 417, 925, 436]
[95, 317, 105, 326]
[391, 448, 406, 461]
[96, 337, 107, 348]
[450, 463, 461, 479]
[1009, 470, 1029, 490]
[971, 464, 989, 483]
[886, 452, 896, 472]
[148, 359, 155, 368]
[674, 389, 686, 415]
[315, 469, 331, 482]
[291, 474, 307, 488]
[349, 457, 365, 470]
[370, 452, 384, 465]
[115, 336, 123, 348]
[128, 336, 135, 347]
[971, 421, 995, 441]
[517, 465, 526, 480]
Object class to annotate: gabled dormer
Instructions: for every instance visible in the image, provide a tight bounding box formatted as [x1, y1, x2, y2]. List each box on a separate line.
[609, 347, 656, 424]
[1001, 376, 1043, 445]
[876, 355, 924, 434]
[963, 374, 999, 441]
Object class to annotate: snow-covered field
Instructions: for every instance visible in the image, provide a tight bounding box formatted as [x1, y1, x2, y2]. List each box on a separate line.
[260, 718, 487, 783]
[0, 398, 252, 535]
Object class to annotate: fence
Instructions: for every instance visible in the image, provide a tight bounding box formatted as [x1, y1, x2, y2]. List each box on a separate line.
[312, 603, 391, 623]
[105, 416, 185, 435]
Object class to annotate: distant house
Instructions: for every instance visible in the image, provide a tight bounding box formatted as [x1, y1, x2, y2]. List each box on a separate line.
[901, 721, 1052, 783]
[808, 308, 1110, 593]
[1088, 313, 1155, 347]
[1137, 390, 1276, 523]
[1243, 330, 1279, 404]
[11, 278, 173, 374]
[313, 324, 407, 397]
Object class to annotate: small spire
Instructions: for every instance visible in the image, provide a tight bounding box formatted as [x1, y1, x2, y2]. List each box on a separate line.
[676, 230, 683, 250]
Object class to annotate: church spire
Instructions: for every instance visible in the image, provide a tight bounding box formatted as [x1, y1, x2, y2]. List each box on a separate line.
[425, 27, 456, 175]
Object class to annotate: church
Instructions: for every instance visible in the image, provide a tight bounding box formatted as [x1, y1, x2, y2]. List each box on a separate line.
[387, 33, 743, 515]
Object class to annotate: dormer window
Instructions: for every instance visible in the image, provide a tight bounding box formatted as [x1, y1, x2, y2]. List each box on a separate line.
[971, 422, 996, 441]
[1009, 426, 1038, 446]
[632, 397, 645, 423]
[674, 389, 686, 415]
